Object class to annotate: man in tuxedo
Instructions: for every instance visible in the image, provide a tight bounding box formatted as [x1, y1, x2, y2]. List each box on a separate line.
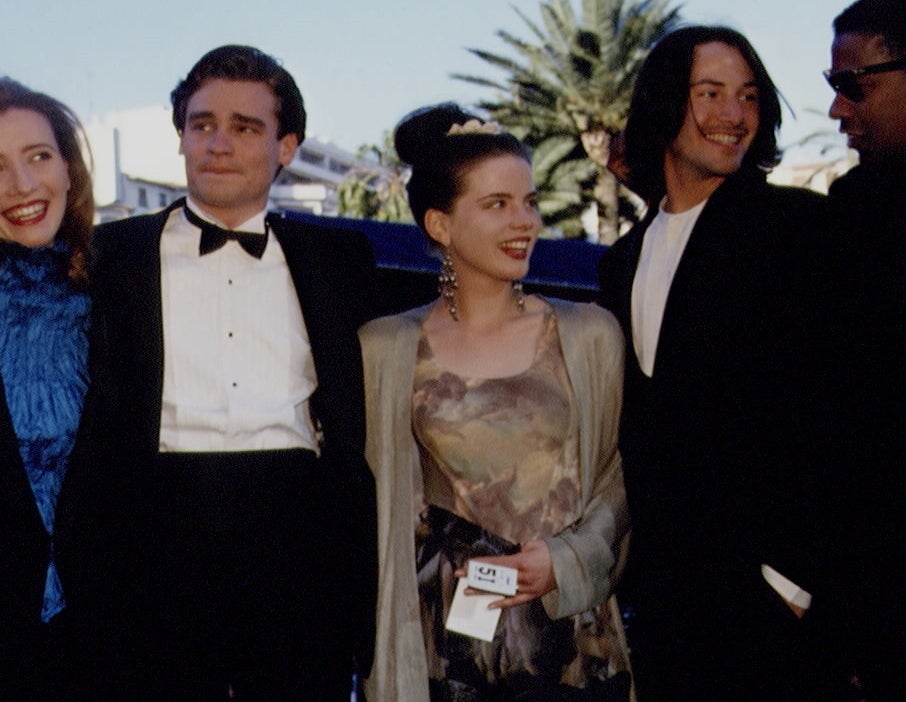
[59, 45, 377, 700]
[597, 26, 830, 700]
[821, 1, 906, 697]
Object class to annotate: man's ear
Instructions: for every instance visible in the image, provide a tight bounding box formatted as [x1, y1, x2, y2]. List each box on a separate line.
[424, 209, 451, 248]
[278, 133, 300, 167]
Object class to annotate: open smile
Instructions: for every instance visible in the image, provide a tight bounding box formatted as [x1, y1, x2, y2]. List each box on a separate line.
[2, 200, 49, 226]
[703, 131, 746, 147]
[499, 238, 531, 259]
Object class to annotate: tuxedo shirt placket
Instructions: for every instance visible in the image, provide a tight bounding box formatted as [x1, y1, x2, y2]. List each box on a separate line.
[159, 205, 318, 453]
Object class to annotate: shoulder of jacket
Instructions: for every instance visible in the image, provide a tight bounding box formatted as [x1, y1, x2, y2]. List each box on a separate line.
[360, 304, 428, 339]
[271, 212, 368, 242]
[549, 298, 621, 337]
[765, 182, 826, 206]
[605, 230, 640, 257]
[92, 210, 169, 260]
[95, 210, 159, 235]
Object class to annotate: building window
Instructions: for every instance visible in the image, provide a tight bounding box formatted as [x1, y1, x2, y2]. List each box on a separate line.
[297, 150, 324, 166]
[328, 160, 350, 175]
[159, 192, 168, 207]
[138, 188, 148, 208]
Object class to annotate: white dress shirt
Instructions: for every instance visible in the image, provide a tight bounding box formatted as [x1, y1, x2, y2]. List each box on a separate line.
[158, 198, 319, 453]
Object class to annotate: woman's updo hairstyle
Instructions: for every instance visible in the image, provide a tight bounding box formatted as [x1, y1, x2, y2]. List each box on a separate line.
[393, 102, 531, 234]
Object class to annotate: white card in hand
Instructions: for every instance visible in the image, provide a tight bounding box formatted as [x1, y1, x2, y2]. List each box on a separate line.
[466, 560, 518, 596]
[445, 577, 504, 642]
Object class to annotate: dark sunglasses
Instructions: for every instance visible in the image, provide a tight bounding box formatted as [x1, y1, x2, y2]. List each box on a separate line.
[824, 58, 906, 102]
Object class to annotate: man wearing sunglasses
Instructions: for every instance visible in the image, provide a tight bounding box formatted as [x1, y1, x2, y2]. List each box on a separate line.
[821, 1, 906, 699]
[827, 0, 906, 163]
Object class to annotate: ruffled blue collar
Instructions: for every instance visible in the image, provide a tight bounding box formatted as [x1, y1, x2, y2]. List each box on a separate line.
[0, 239, 70, 283]
[0, 235, 88, 623]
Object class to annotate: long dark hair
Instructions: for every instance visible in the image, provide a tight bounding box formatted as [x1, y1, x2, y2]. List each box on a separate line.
[394, 102, 531, 236]
[624, 26, 782, 203]
[0, 77, 93, 288]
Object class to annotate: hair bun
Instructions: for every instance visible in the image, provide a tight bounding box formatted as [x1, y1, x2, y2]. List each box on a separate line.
[393, 102, 480, 167]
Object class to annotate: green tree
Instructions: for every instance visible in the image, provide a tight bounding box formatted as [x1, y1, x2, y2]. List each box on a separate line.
[338, 131, 412, 224]
[455, 0, 680, 242]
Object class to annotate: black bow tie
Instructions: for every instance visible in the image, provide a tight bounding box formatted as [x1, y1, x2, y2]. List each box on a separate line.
[183, 205, 268, 259]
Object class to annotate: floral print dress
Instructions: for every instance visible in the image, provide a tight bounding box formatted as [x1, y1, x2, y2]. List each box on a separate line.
[412, 305, 621, 698]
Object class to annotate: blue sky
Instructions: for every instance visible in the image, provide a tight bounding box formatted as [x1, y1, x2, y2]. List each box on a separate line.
[5, 0, 849, 158]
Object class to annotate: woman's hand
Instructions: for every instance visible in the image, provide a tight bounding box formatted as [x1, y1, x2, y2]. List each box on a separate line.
[455, 539, 557, 609]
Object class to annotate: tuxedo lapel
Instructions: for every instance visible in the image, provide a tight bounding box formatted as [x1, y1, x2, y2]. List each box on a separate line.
[648, 187, 745, 378]
[131, 216, 166, 449]
[653, 212, 712, 368]
[94, 201, 181, 454]
[269, 214, 334, 368]
[127, 207, 170, 450]
[267, 213, 374, 468]
[0, 375, 44, 535]
[270, 215, 352, 418]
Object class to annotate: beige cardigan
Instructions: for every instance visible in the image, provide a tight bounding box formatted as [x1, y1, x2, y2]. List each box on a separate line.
[360, 298, 630, 702]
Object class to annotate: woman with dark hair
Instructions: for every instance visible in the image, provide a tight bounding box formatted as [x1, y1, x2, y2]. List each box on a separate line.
[361, 103, 630, 701]
[0, 76, 92, 699]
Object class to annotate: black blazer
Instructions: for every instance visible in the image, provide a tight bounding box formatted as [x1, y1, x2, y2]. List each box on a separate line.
[821, 159, 906, 695]
[0, 375, 49, 640]
[598, 170, 829, 619]
[57, 199, 378, 671]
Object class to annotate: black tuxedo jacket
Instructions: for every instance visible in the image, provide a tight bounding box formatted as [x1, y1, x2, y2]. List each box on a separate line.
[57, 199, 378, 672]
[0, 376, 49, 641]
[598, 170, 830, 638]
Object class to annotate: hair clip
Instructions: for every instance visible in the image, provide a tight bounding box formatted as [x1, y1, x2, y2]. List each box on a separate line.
[446, 119, 503, 136]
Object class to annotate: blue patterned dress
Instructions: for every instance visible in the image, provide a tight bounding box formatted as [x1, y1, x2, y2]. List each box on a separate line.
[0, 240, 90, 622]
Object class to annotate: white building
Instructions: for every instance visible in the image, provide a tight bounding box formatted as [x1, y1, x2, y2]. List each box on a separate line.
[767, 152, 858, 194]
[85, 106, 367, 222]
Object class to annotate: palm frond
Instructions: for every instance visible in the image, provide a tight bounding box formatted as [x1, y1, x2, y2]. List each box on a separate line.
[453, 0, 681, 238]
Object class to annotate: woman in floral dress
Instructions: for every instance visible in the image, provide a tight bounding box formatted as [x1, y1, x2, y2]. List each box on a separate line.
[361, 103, 630, 702]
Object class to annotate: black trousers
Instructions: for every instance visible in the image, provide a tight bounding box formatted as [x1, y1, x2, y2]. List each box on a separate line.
[625, 578, 831, 702]
[137, 449, 353, 701]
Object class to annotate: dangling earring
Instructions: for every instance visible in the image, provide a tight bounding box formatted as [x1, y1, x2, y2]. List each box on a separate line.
[513, 280, 525, 313]
[439, 251, 459, 321]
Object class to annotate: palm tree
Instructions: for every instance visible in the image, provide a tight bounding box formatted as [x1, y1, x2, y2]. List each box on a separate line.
[337, 131, 412, 224]
[455, 0, 680, 242]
